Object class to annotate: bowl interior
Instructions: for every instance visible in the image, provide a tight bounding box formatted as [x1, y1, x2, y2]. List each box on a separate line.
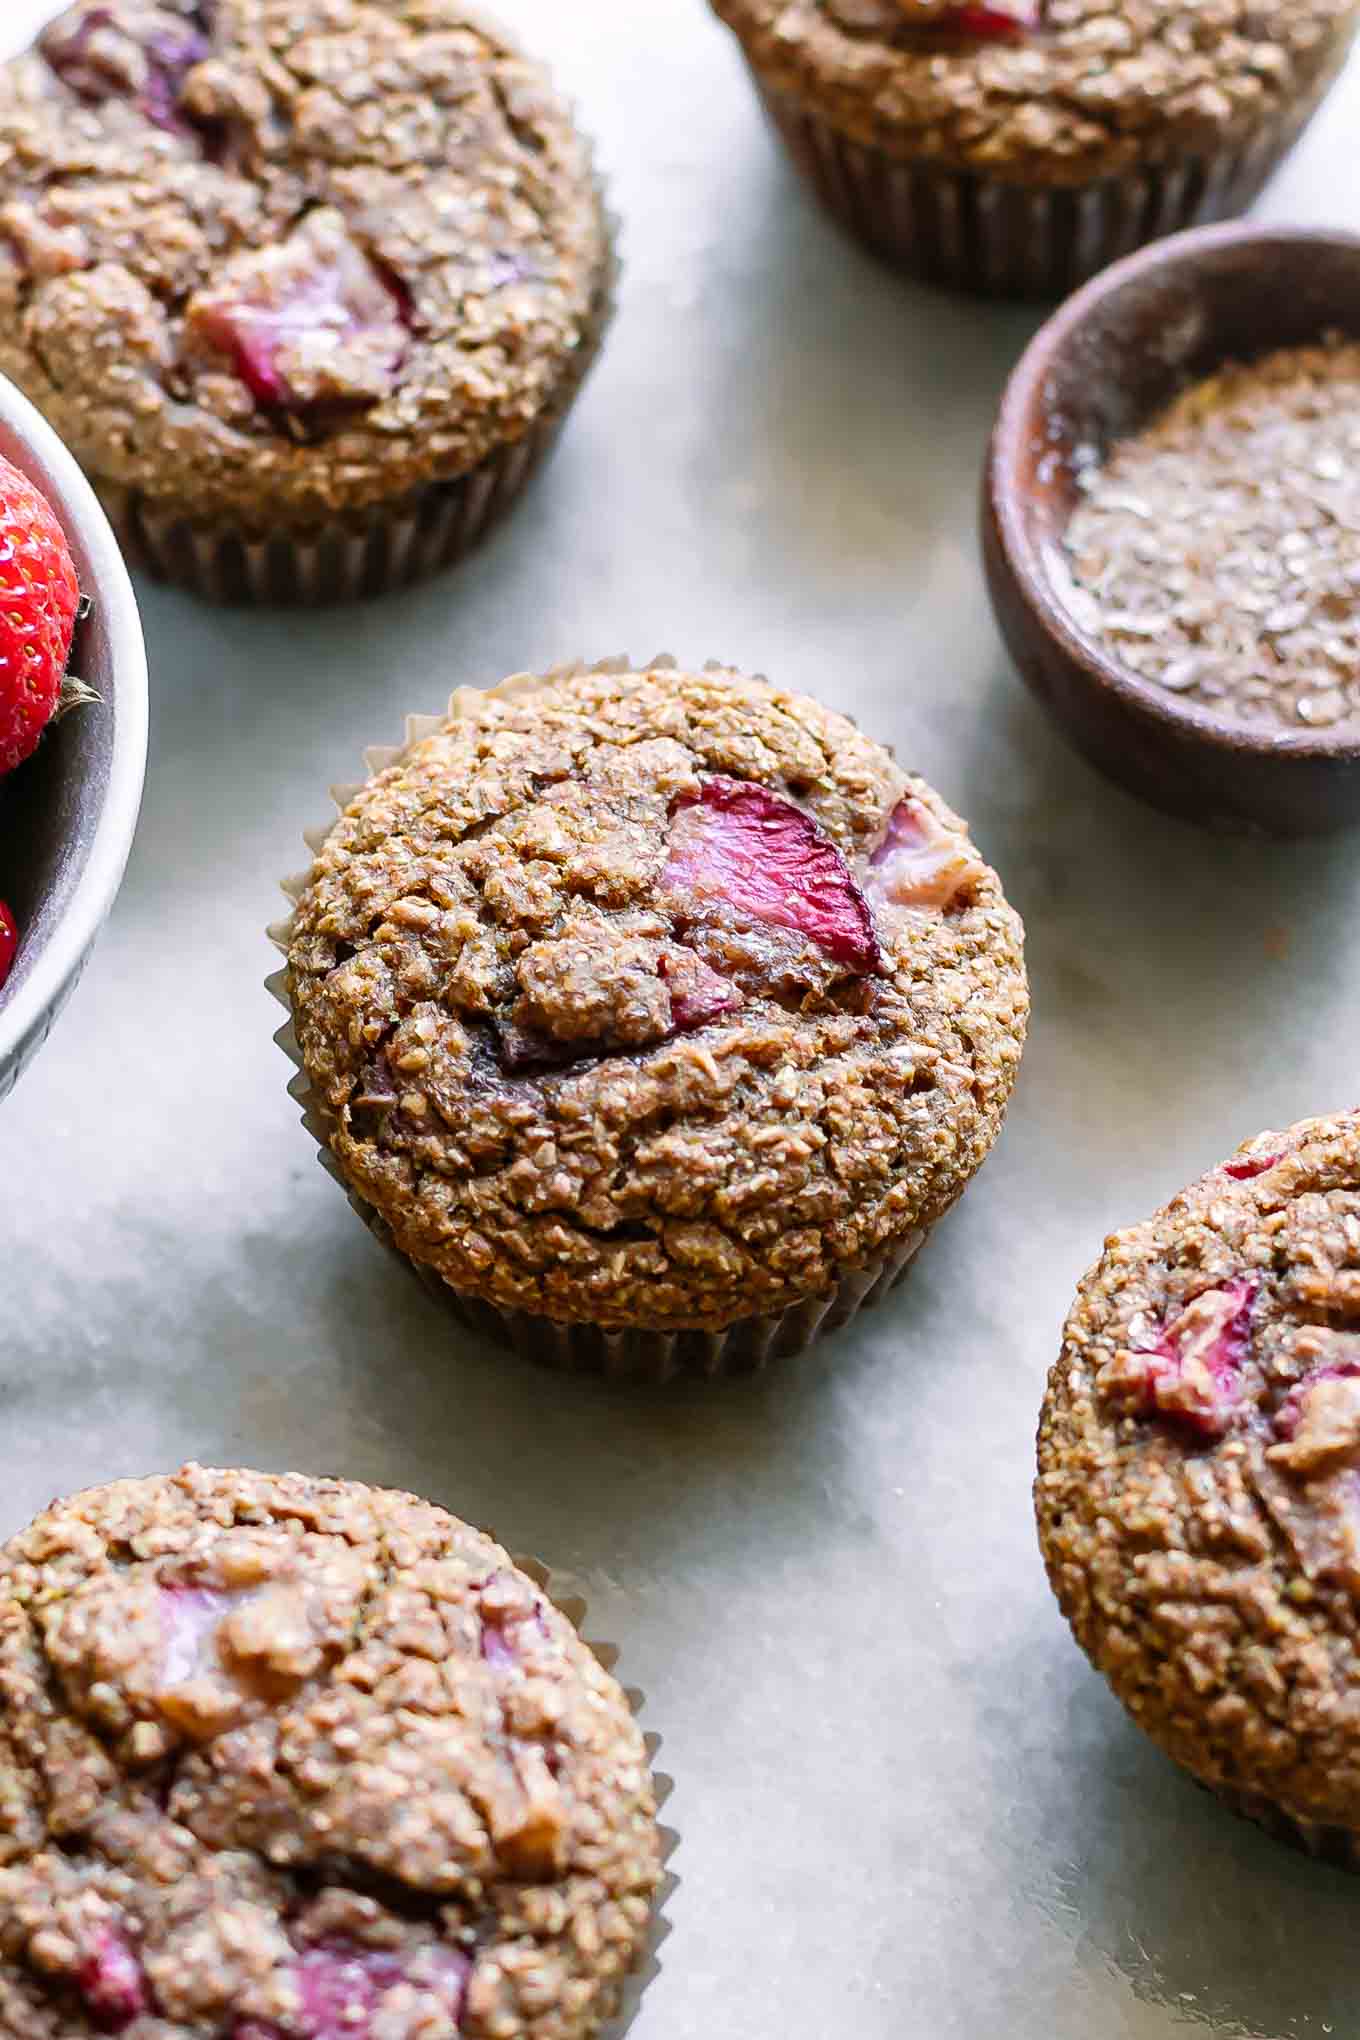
[1000, 225, 1360, 747]
[0, 386, 146, 1076]
[0, 597, 110, 1016]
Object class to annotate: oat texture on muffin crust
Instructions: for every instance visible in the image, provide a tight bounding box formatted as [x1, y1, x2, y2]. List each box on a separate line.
[0, 1463, 661, 2040]
[0, 1, 608, 527]
[285, 662, 1029, 1333]
[711, 0, 1359, 179]
[1036, 1109, 1360, 1833]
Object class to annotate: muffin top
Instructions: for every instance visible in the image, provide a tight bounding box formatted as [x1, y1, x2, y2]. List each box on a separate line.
[711, 0, 1359, 178]
[1036, 1109, 1360, 1827]
[286, 662, 1028, 1332]
[0, 1, 608, 525]
[0, 1463, 659, 2040]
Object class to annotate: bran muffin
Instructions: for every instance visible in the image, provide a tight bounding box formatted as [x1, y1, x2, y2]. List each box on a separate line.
[0, 1463, 663, 2036]
[708, 0, 1360, 296]
[0, 2, 613, 603]
[1035, 1109, 1360, 1863]
[278, 658, 1029, 1380]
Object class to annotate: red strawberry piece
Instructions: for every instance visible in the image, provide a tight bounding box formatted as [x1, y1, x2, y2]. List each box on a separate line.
[949, 2, 1039, 36]
[140, 23, 211, 132]
[1222, 1152, 1282, 1182]
[663, 777, 881, 973]
[1273, 1361, 1360, 1443]
[238, 1941, 470, 2040]
[77, 1929, 149, 2033]
[480, 1574, 550, 1669]
[0, 455, 80, 777]
[657, 945, 742, 1030]
[1114, 1278, 1259, 1439]
[871, 799, 924, 855]
[187, 211, 410, 412]
[866, 796, 984, 914]
[0, 902, 16, 990]
[481, 1623, 518, 1670]
[43, 6, 211, 138]
[894, 0, 1039, 34]
[486, 251, 537, 290]
[158, 1583, 239, 1686]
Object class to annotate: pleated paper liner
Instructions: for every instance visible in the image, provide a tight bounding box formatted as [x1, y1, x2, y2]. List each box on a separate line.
[513, 1554, 678, 2034]
[745, 68, 1340, 300]
[99, 173, 619, 606]
[268, 654, 933, 1381]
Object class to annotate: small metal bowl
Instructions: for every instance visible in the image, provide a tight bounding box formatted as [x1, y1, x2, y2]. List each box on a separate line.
[982, 223, 1360, 836]
[0, 375, 148, 1102]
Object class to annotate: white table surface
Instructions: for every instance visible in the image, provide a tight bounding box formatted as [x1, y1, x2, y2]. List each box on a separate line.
[6, 5, 1360, 2036]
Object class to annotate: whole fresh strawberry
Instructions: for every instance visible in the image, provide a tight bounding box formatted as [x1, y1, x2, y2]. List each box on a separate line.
[0, 900, 16, 991]
[0, 453, 81, 778]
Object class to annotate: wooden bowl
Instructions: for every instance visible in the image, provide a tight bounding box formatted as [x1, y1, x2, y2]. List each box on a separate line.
[0, 375, 148, 1102]
[983, 223, 1360, 836]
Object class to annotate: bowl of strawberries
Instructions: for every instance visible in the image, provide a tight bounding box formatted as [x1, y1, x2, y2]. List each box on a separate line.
[0, 373, 147, 1103]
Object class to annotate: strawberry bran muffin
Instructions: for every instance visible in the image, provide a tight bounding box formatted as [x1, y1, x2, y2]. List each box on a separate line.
[1035, 1109, 1360, 1863]
[279, 659, 1029, 1379]
[708, 0, 1360, 296]
[0, 2, 612, 603]
[0, 1463, 663, 2037]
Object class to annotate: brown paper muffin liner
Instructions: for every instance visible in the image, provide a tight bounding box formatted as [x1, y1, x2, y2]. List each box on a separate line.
[512, 1556, 677, 2034]
[267, 653, 933, 1381]
[745, 68, 1334, 299]
[1196, 1775, 1360, 1875]
[101, 204, 618, 607]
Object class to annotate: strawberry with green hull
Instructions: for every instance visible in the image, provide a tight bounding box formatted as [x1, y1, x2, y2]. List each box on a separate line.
[0, 452, 83, 994]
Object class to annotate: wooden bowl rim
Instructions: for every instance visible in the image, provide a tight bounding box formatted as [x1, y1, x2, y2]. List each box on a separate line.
[987, 220, 1360, 766]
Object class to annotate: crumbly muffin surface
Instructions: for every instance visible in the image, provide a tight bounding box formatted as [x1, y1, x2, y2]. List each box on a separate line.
[0, 1464, 659, 2040]
[712, 0, 1359, 179]
[287, 664, 1029, 1332]
[1036, 1110, 1360, 1829]
[0, 1, 607, 525]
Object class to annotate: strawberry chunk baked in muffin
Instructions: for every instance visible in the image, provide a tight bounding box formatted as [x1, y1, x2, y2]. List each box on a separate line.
[0, 1464, 663, 2037]
[0, 2, 613, 602]
[1036, 1110, 1360, 1864]
[280, 659, 1029, 1378]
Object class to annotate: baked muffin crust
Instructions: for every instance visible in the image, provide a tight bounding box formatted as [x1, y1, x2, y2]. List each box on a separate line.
[0, 2, 608, 526]
[711, 0, 1360, 179]
[1036, 1110, 1360, 1831]
[0, 1464, 660, 2039]
[286, 663, 1029, 1332]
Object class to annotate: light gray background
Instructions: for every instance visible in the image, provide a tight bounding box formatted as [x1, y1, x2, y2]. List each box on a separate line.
[5, 4, 1360, 2034]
